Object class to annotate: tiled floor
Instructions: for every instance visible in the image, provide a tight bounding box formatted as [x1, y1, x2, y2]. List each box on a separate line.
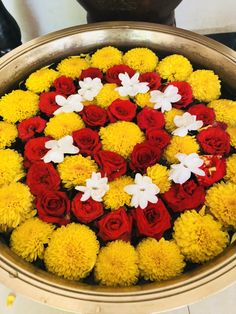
[0, 281, 236, 314]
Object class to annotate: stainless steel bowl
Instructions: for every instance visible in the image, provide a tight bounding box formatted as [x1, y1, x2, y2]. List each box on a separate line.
[1, 22, 236, 314]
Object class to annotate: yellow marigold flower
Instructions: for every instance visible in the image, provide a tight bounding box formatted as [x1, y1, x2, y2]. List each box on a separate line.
[25, 68, 59, 93]
[163, 136, 199, 164]
[157, 54, 193, 81]
[44, 223, 99, 280]
[58, 154, 98, 189]
[44, 112, 84, 139]
[208, 99, 236, 127]
[227, 127, 236, 147]
[57, 56, 90, 79]
[225, 154, 236, 184]
[95, 83, 127, 108]
[206, 182, 236, 228]
[10, 218, 55, 262]
[100, 121, 144, 158]
[0, 182, 35, 231]
[0, 149, 25, 187]
[135, 92, 154, 108]
[187, 70, 221, 102]
[164, 108, 184, 132]
[0, 122, 17, 149]
[173, 210, 229, 263]
[123, 48, 158, 73]
[103, 176, 133, 210]
[91, 46, 123, 72]
[137, 238, 185, 281]
[147, 164, 171, 193]
[95, 240, 139, 287]
[0, 90, 38, 123]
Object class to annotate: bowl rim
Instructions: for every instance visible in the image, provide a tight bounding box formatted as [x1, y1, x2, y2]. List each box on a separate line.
[0, 21, 236, 313]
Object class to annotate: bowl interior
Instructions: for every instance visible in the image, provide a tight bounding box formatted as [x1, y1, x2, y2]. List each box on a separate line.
[0, 22, 236, 313]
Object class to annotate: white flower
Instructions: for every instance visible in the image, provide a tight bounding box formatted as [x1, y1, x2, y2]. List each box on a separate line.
[75, 172, 109, 202]
[124, 173, 160, 209]
[54, 94, 84, 115]
[42, 135, 79, 163]
[172, 112, 203, 137]
[169, 153, 205, 184]
[115, 72, 149, 97]
[150, 85, 181, 112]
[78, 77, 103, 101]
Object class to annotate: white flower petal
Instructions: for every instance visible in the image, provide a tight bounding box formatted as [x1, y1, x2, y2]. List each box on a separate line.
[124, 173, 159, 208]
[170, 153, 206, 184]
[169, 94, 182, 103]
[146, 194, 158, 204]
[130, 194, 140, 208]
[172, 112, 203, 136]
[53, 107, 64, 115]
[55, 95, 66, 107]
[116, 72, 149, 97]
[172, 127, 188, 137]
[193, 168, 205, 176]
[151, 86, 182, 113]
[58, 135, 73, 146]
[78, 77, 103, 101]
[115, 86, 129, 97]
[80, 190, 92, 202]
[124, 184, 138, 195]
[189, 120, 204, 130]
[45, 140, 58, 149]
[75, 185, 87, 192]
[169, 164, 191, 184]
[173, 115, 185, 127]
[139, 197, 148, 209]
[76, 172, 109, 203]
[42, 150, 64, 164]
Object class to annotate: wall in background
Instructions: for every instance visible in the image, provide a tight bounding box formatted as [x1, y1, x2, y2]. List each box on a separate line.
[2, 0, 236, 43]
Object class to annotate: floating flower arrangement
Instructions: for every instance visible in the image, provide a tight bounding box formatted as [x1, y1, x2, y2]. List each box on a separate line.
[0, 46, 236, 287]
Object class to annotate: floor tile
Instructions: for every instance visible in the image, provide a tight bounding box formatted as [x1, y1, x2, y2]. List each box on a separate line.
[189, 282, 236, 314]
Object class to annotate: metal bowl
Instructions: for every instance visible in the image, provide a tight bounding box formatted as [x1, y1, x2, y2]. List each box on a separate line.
[1, 22, 236, 314]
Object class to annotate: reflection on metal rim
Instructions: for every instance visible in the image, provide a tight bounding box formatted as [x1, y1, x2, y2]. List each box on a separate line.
[0, 22, 236, 314]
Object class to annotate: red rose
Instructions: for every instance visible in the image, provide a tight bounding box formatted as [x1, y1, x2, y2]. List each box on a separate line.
[80, 67, 103, 80]
[72, 128, 102, 156]
[187, 104, 215, 126]
[137, 107, 165, 130]
[167, 81, 193, 109]
[53, 75, 76, 96]
[196, 155, 226, 187]
[107, 99, 137, 122]
[26, 161, 61, 195]
[81, 105, 108, 127]
[130, 141, 162, 173]
[71, 192, 104, 223]
[162, 180, 205, 213]
[197, 127, 230, 155]
[132, 199, 171, 239]
[146, 128, 171, 150]
[212, 121, 228, 130]
[94, 150, 127, 181]
[139, 72, 161, 90]
[24, 137, 51, 167]
[39, 92, 60, 116]
[106, 65, 135, 85]
[18, 117, 46, 142]
[35, 190, 70, 226]
[97, 207, 132, 242]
